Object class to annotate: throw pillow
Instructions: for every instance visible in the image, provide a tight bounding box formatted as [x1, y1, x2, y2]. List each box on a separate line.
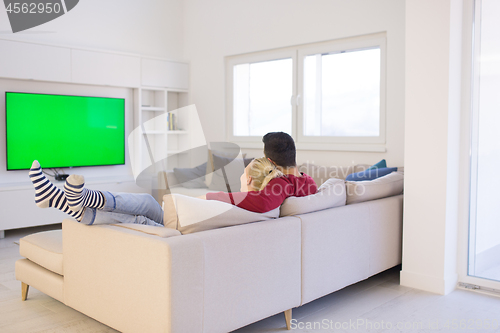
[280, 177, 346, 216]
[367, 159, 387, 170]
[173, 162, 208, 188]
[208, 154, 254, 192]
[345, 167, 398, 181]
[163, 194, 279, 234]
[205, 149, 247, 187]
[346, 172, 404, 205]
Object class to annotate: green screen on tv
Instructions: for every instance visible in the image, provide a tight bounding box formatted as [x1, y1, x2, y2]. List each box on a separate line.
[6, 92, 125, 170]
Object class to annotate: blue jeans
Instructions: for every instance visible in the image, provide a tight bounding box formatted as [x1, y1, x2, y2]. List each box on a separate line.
[79, 192, 164, 226]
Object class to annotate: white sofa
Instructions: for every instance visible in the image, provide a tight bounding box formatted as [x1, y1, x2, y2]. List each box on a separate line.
[16, 168, 404, 333]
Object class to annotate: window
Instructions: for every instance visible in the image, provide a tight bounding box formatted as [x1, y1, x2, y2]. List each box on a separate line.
[233, 58, 293, 136]
[226, 33, 386, 150]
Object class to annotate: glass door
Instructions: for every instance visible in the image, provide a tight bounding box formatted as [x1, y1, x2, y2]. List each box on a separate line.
[468, 0, 500, 286]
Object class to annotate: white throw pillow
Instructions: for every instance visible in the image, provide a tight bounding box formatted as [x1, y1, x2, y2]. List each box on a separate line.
[163, 194, 279, 234]
[280, 178, 346, 216]
[346, 172, 404, 205]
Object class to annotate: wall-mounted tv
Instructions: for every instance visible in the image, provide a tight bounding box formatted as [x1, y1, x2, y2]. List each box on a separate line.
[6, 92, 125, 171]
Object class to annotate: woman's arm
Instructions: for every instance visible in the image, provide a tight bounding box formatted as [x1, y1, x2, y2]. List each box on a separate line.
[205, 178, 290, 213]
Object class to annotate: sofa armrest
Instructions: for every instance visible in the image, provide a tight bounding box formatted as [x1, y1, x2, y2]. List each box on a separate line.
[62, 219, 204, 333]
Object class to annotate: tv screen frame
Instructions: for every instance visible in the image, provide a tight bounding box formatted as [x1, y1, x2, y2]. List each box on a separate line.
[5, 91, 126, 171]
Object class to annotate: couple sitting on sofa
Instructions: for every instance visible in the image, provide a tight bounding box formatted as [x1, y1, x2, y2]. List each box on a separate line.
[29, 132, 317, 226]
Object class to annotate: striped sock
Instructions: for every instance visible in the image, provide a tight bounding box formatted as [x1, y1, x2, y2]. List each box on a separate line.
[64, 174, 105, 211]
[29, 160, 84, 221]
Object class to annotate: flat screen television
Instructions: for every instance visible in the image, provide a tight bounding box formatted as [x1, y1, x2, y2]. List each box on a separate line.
[6, 92, 125, 171]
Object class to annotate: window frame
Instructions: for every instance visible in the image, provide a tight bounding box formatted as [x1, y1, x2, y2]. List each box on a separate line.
[225, 33, 387, 151]
[226, 48, 297, 144]
[297, 33, 386, 145]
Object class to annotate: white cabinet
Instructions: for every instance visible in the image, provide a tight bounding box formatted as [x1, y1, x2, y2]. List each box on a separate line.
[0, 39, 71, 82]
[0, 39, 188, 90]
[141, 58, 189, 89]
[71, 49, 141, 88]
[0, 178, 145, 233]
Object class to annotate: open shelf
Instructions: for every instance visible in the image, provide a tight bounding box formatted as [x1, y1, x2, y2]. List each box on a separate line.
[141, 106, 166, 112]
[133, 87, 191, 185]
[142, 130, 165, 135]
[167, 130, 188, 134]
[167, 150, 188, 155]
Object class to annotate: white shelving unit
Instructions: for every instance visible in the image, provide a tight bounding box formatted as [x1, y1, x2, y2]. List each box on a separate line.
[134, 87, 190, 176]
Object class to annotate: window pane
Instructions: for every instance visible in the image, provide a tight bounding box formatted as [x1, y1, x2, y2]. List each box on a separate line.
[233, 58, 292, 136]
[303, 48, 381, 136]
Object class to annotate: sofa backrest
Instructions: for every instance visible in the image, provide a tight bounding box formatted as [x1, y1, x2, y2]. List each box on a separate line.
[192, 216, 302, 333]
[297, 194, 403, 305]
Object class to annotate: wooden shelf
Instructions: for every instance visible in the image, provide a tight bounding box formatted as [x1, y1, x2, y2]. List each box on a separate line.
[142, 130, 165, 135]
[166, 150, 188, 155]
[166, 130, 188, 134]
[141, 106, 165, 111]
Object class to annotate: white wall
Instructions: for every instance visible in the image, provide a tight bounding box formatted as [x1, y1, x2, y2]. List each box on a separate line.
[0, 0, 184, 60]
[400, 0, 462, 295]
[182, 0, 405, 167]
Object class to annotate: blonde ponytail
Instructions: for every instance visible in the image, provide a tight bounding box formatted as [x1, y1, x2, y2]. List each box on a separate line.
[247, 157, 284, 191]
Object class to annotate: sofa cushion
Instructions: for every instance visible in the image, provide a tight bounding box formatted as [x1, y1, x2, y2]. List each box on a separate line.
[19, 230, 63, 275]
[173, 162, 208, 189]
[280, 178, 346, 216]
[163, 194, 279, 234]
[367, 159, 387, 170]
[208, 154, 253, 192]
[15, 258, 64, 302]
[205, 148, 247, 187]
[346, 172, 404, 204]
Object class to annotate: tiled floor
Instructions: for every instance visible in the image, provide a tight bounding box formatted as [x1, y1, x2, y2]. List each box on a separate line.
[1, 225, 499, 333]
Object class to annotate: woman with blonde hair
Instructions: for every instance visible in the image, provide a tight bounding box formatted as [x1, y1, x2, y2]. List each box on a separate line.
[241, 157, 284, 192]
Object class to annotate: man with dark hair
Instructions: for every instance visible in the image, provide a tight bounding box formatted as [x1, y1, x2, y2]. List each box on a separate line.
[263, 132, 296, 167]
[262, 132, 302, 178]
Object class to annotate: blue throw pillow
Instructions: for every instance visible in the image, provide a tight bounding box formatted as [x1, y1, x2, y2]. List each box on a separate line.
[367, 159, 387, 170]
[345, 167, 398, 181]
